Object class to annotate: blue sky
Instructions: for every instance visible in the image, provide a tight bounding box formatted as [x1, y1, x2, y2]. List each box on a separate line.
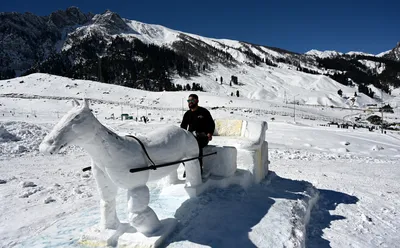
[1, 0, 399, 54]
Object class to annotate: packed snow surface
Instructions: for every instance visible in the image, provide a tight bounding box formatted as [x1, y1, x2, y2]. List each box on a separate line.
[0, 73, 400, 248]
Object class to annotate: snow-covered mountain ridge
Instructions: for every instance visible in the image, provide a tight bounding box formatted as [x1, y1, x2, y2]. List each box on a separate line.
[305, 50, 381, 58]
[1, 7, 400, 101]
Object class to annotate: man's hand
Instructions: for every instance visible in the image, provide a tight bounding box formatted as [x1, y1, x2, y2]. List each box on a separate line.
[207, 133, 212, 141]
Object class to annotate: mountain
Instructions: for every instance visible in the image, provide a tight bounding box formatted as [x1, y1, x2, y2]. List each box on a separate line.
[0, 7, 92, 78]
[305, 50, 343, 58]
[1, 7, 400, 99]
[381, 42, 400, 61]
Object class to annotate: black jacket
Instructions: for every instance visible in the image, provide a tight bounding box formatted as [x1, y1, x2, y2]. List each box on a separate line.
[180, 106, 215, 135]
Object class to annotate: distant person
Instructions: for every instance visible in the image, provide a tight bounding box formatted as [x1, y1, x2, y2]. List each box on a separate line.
[180, 94, 215, 177]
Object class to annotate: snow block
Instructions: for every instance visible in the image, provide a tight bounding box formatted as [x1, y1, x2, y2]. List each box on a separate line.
[160, 169, 253, 198]
[79, 218, 177, 248]
[184, 169, 252, 198]
[160, 119, 268, 198]
[211, 119, 269, 183]
[202, 145, 237, 177]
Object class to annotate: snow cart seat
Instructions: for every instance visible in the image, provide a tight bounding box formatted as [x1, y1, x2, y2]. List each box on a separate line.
[203, 119, 269, 184]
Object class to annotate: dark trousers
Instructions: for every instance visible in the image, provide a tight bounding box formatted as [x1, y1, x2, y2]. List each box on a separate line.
[183, 132, 209, 177]
[195, 132, 209, 172]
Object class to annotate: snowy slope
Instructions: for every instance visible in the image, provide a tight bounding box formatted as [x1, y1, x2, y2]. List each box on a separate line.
[306, 50, 377, 58]
[64, 17, 286, 66]
[125, 20, 180, 46]
[1, 65, 391, 112]
[358, 60, 386, 74]
[305, 49, 343, 58]
[1, 74, 400, 247]
[2, 73, 400, 129]
[377, 50, 391, 57]
[346, 51, 375, 57]
[3, 8, 400, 104]
[126, 19, 284, 61]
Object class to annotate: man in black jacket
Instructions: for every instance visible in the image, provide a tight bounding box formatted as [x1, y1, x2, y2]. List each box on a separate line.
[180, 94, 215, 176]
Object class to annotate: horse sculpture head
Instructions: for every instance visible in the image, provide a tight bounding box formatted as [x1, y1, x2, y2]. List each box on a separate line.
[39, 99, 96, 155]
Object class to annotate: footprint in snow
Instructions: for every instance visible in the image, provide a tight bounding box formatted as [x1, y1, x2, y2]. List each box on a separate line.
[361, 213, 373, 223]
[340, 141, 350, 146]
[19, 187, 43, 198]
[44, 196, 56, 204]
[72, 187, 83, 194]
[371, 145, 384, 151]
[19, 181, 37, 188]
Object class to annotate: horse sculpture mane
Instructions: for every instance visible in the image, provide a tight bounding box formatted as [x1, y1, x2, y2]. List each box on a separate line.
[39, 99, 202, 235]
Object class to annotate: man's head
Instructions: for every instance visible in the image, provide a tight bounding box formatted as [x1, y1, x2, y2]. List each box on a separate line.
[187, 94, 199, 110]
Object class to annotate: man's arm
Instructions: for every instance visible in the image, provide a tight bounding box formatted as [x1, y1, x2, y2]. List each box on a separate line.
[205, 109, 215, 140]
[180, 112, 189, 130]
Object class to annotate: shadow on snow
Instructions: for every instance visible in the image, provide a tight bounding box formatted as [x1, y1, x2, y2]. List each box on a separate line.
[163, 171, 315, 248]
[306, 189, 359, 248]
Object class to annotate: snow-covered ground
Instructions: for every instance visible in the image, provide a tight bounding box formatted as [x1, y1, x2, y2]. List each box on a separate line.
[1, 74, 400, 248]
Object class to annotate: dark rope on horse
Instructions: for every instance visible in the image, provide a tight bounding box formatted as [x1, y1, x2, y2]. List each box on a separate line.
[125, 135, 157, 166]
[81, 135, 217, 173]
[128, 152, 217, 173]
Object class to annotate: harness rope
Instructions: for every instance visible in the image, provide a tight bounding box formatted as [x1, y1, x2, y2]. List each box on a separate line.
[81, 135, 217, 173]
[125, 135, 157, 167]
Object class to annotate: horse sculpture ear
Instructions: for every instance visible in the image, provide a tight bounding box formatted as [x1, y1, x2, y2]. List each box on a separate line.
[83, 98, 90, 108]
[72, 99, 80, 107]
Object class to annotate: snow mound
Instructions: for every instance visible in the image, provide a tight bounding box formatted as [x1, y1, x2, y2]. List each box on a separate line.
[340, 141, 350, 146]
[248, 87, 277, 101]
[371, 145, 384, 151]
[361, 213, 373, 223]
[44, 196, 56, 204]
[166, 172, 319, 248]
[0, 126, 20, 142]
[0, 122, 48, 156]
[19, 181, 37, 188]
[19, 187, 43, 198]
[330, 147, 350, 153]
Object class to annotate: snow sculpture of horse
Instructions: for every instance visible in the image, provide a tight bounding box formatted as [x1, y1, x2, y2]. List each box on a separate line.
[39, 99, 202, 235]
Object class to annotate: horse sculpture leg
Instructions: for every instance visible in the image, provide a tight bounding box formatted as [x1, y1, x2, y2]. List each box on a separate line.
[167, 169, 179, 184]
[184, 159, 202, 187]
[127, 186, 161, 235]
[92, 163, 120, 230]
